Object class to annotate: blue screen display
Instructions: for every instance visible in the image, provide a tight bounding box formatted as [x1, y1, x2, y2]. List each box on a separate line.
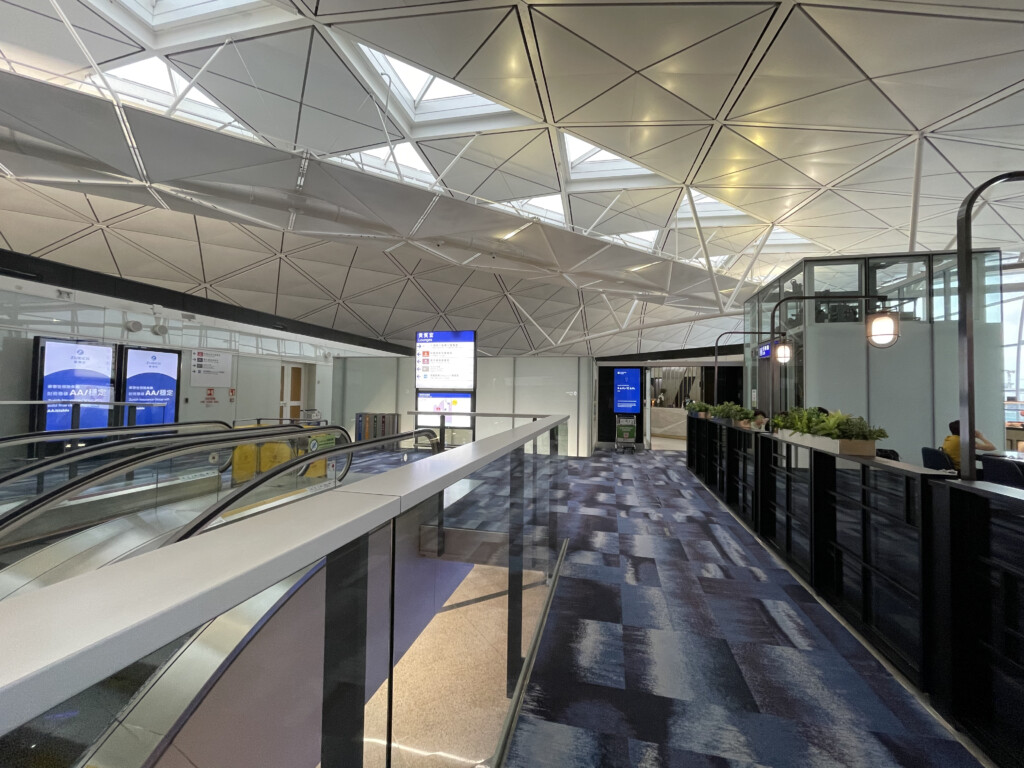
[124, 348, 179, 425]
[613, 368, 641, 414]
[39, 340, 116, 430]
[415, 330, 476, 345]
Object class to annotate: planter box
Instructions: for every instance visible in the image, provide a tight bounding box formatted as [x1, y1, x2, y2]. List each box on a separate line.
[776, 429, 876, 456]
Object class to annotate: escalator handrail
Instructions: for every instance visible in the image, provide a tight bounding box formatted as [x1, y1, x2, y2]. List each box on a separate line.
[0, 424, 302, 490]
[0, 425, 352, 535]
[0, 421, 235, 457]
[173, 428, 440, 542]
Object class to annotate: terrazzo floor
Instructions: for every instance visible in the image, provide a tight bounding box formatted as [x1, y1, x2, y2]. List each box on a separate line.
[506, 448, 983, 768]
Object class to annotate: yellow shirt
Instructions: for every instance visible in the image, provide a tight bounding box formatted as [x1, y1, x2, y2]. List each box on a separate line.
[941, 435, 961, 471]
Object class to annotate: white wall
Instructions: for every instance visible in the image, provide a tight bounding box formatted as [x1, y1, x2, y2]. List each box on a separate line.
[336, 356, 595, 457]
[804, 316, 1003, 465]
[338, 357, 402, 437]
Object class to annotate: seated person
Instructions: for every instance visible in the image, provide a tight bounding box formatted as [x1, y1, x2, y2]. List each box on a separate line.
[751, 409, 768, 430]
[941, 420, 996, 472]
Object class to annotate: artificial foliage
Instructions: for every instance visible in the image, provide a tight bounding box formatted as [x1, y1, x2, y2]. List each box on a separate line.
[770, 407, 888, 441]
[685, 401, 713, 413]
[710, 402, 755, 421]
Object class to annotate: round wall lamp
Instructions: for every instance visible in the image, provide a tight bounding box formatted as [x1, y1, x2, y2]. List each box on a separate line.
[866, 311, 899, 348]
[775, 341, 793, 364]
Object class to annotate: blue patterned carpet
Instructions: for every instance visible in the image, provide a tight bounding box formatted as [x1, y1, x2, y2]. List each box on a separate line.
[506, 449, 981, 768]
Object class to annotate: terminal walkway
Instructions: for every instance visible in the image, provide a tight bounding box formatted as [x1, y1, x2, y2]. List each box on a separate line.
[506, 449, 983, 768]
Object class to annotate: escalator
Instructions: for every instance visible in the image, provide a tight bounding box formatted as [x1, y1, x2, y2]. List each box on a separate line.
[0, 423, 302, 521]
[0, 424, 352, 589]
[0, 420, 235, 482]
[0, 430, 442, 768]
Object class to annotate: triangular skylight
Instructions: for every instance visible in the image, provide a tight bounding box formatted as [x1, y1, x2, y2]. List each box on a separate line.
[674, 190, 758, 226]
[337, 142, 436, 188]
[490, 194, 565, 225]
[95, 58, 256, 139]
[358, 45, 509, 121]
[563, 134, 652, 179]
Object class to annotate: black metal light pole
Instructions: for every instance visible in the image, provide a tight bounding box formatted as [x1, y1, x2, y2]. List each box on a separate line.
[713, 330, 762, 406]
[956, 171, 1024, 480]
[765, 294, 886, 422]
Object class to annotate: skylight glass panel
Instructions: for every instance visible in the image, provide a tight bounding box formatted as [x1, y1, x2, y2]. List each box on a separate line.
[107, 58, 171, 92]
[342, 143, 435, 187]
[624, 230, 658, 244]
[94, 57, 253, 139]
[385, 55, 431, 99]
[392, 143, 431, 173]
[489, 194, 565, 225]
[529, 195, 563, 215]
[563, 133, 651, 179]
[564, 134, 594, 162]
[422, 79, 471, 100]
[766, 227, 813, 246]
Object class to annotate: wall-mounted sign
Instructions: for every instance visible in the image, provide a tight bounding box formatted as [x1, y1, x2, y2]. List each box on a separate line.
[35, 338, 116, 430]
[123, 347, 179, 425]
[190, 349, 232, 388]
[758, 344, 772, 359]
[415, 330, 475, 390]
[415, 392, 473, 428]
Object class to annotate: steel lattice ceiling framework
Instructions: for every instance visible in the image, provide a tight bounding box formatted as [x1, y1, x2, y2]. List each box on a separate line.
[1, 0, 1024, 356]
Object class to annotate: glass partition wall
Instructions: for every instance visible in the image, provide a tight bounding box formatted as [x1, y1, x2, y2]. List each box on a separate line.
[744, 250, 1004, 463]
[0, 418, 571, 768]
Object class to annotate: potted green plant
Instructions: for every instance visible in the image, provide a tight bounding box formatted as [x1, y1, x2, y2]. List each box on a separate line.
[685, 401, 712, 418]
[710, 401, 751, 425]
[772, 407, 887, 456]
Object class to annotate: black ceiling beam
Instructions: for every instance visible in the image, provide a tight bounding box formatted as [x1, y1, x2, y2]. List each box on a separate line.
[0, 248, 414, 356]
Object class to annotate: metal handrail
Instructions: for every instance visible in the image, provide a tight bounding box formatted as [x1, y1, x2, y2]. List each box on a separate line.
[0, 414, 568, 734]
[172, 428, 440, 542]
[406, 411, 551, 419]
[0, 421, 233, 452]
[0, 425, 352, 535]
[956, 171, 1024, 480]
[0, 423, 300, 491]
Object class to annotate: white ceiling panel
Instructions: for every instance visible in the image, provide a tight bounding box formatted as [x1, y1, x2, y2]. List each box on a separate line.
[0, 0, 1022, 356]
[337, 8, 508, 79]
[455, 10, 542, 119]
[531, 10, 632, 121]
[807, 6, 1024, 78]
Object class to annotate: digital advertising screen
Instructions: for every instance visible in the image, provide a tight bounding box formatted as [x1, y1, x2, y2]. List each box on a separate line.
[35, 338, 116, 430]
[415, 392, 473, 428]
[415, 330, 476, 390]
[122, 347, 180, 425]
[613, 368, 642, 414]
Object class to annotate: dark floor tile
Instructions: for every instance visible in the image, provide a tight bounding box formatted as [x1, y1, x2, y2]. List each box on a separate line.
[730, 643, 905, 735]
[531, 613, 625, 690]
[620, 533, 686, 560]
[506, 716, 631, 768]
[623, 626, 758, 711]
[621, 555, 661, 587]
[621, 585, 673, 630]
[550, 576, 623, 624]
[874, 731, 983, 768]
